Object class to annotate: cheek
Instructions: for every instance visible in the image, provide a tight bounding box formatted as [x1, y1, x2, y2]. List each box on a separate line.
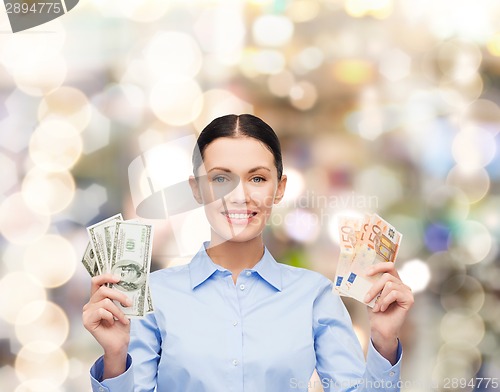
[250, 186, 276, 210]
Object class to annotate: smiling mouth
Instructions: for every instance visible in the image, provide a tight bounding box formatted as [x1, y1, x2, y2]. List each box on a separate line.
[222, 211, 258, 220]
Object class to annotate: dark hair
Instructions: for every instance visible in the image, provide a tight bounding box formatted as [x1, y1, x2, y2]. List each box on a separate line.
[192, 114, 283, 179]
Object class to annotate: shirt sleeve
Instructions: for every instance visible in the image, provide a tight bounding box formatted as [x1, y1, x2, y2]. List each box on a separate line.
[89, 311, 162, 392]
[313, 279, 402, 392]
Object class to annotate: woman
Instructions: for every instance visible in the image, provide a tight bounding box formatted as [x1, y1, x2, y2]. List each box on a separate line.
[83, 114, 414, 391]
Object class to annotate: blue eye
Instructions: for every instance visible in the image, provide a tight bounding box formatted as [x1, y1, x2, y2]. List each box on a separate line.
[213, 176, 227, 183]
[252, 177, 265, 183]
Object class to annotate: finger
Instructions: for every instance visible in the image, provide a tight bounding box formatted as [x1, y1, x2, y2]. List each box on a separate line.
[90, 274, 121, 296]
[372, 280, 400, 311]
[89, 297, 130, 325]
[366, 262, 400, 279]
[364, 272, 400, 303]
[90, 285, 132, 308]
[83, 306, 115, 331]
[375, 284, 413, 312]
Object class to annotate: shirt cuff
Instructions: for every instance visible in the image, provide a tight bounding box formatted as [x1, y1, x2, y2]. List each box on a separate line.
[90, 354, 134, 392]
[365, 339, 402, 390]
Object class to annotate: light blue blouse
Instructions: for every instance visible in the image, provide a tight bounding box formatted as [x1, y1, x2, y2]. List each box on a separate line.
[90, 242, 402, 391]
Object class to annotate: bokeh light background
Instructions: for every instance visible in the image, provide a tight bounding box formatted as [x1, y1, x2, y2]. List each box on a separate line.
[0, 0, 500, 391]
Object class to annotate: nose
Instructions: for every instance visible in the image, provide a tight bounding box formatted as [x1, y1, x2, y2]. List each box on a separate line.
[227, 180, 248, 204]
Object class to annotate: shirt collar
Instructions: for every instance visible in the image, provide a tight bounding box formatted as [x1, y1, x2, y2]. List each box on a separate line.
[189, 241, 282, 292]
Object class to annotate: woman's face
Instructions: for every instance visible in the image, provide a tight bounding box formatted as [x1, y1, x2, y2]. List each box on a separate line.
[190, 137, 286, 245]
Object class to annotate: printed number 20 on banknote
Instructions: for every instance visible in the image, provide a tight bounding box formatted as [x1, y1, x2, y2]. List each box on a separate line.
[110, 221, 154, 318]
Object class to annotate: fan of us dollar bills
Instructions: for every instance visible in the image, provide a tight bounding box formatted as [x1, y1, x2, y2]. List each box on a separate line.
[334, 213, 402, 307]
[81, 214, 154, 318]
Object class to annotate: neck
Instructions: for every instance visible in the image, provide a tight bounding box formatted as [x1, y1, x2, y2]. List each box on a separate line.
[207, 233, 264, 283]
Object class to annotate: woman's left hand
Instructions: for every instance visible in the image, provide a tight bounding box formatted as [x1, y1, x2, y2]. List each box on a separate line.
[364, 262, 414, 363]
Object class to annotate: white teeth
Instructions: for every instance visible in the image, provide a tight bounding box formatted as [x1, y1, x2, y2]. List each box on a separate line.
[227, 213, 253, 219]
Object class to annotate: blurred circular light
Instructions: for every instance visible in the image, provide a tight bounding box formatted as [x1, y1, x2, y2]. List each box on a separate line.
[440, 275, 485, 313]
[437, 40, 482, 82]
[29, 120, 83, 172]
[23, 234, 76, 288]
[0, 153, 17, 196]
[289, 81, 318, 111]
[333, 60, 374, 85]
[81, 105, 111, 155]
[452, 124, 496, 171]
[15, 342, 69, 387]
[345, 0, 393, 19]
[487, 32, 500, 56]
[252, 14, 294, 47]
[399, 259, 430, 293]
[0, 193, 50, 245]
[145, 32, 202, 81]
[439, 74, 483, 106]
[15, 380, 64, 392]
[0, 271, 46, 324]
[193, 89, 253, 134]
[284, 209, 320, 243]
[450, 220, 492, 264]
[440, 311, 485, 345]
[121, 0, 169, 22]
[38, 87, 91, 132]
[287, 0, 320, 22]
[292, 47, 324, 74]
[15, 301, 69, 348]
[424, 223, 451, 252]
[446, 165, 490, 204]
[21, 168, 75, 215]
[150, 79, 203, 126]
[194, 6, 246, 57]
[426, 251, 466, 294]
[425, 185, 469, 223]
[92, 83, 145, 127]
[267, 70, 295, 97]
[252, 49, 286, 75]
[433, 343, 482, 386]
[281, 168, 305, 204]
[1, 20, 66, 70]
[13, 53, 66, 96]
[379, 48, 411, 81]
[353, 166, 402, 210]
[461, 99, 500, 123]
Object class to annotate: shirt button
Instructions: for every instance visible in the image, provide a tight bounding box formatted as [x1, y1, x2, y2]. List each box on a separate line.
[245, 271, 251, 276]
[98, 388, 105, 392]
[239, 284, 245, 291]
[232, 359, 239, 366]
[233, 320, 238, 326]
[389, 371, 395, 377]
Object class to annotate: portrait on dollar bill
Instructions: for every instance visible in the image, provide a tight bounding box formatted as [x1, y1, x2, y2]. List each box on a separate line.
[112, 261, 146, 292]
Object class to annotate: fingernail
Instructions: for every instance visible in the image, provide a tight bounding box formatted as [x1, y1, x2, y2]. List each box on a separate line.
[364, 294, 371, 303]
[367, 267, 374, 274]
[127, 299, 133, 307]
[112, 274, 121, 281]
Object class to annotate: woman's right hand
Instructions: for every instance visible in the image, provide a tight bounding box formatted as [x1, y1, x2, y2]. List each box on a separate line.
[82, 274, 131, 377]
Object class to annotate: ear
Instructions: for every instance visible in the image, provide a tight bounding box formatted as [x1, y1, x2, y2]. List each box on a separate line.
[274, 174, 287, 204]
[189, 175, 203, 204]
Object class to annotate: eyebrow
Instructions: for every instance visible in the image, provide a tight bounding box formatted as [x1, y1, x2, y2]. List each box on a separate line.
[207, 166, 272, 174]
